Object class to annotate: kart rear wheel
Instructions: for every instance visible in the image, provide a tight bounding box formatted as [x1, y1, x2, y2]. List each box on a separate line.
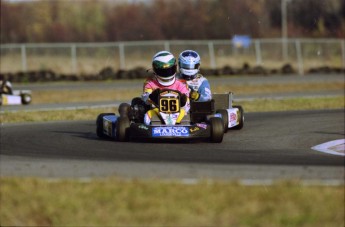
[21, 94, 32, 105]
[210, 117, 224, 143]
[96, 113, 115, 138]
[216, 109, 228, 133]
[232, 105, 244, 130]
[116, 116, 130, 142]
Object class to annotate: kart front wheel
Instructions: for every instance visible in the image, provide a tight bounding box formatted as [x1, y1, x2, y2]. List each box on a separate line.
[21, 94, 32, 105]
[116, 116, 130, 142]
[210, 117, 224, 143]
[216, 109, 228, 133]
[96, 113, 115, 138]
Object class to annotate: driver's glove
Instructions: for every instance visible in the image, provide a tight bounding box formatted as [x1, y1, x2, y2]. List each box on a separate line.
[190, 90, 200, 101]
[149, 89, 160, 105]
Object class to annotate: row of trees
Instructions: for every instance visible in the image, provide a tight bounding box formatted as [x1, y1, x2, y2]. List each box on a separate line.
[1, 0, 344, 43]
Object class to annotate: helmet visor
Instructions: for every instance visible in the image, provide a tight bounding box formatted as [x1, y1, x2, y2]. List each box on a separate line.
[181, 50, 199, 58]
[179, 62, 200, 70]
[154, 65, 176, 78]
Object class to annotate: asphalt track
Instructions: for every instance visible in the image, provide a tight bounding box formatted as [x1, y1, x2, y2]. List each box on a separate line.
[1, 109, 344, 183]
[1, 74, 344, 183]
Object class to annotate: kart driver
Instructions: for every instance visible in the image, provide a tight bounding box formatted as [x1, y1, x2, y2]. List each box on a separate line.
[0, 80, 13, 94]
[177, 50, 212, 102]
[131, 51, 190, 125]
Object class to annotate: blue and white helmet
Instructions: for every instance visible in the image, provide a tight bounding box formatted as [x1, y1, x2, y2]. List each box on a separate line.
[178, 50, 201, 80]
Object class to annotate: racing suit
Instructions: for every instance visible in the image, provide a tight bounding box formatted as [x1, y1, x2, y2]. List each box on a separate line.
[141, 76, 190, 125]
[177, 73, 212, 102]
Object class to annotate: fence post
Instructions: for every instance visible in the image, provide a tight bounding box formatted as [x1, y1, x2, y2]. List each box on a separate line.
[340, 39, 345, 69]
[164, 41, 170, 52]
[295, 39, 304, 75]
[208, 41, 216, 68]
[119, 43, 125, 70]
[21, 44, 27, 72]
[71, 44, 77, 74]
[255, 39, 262, 65]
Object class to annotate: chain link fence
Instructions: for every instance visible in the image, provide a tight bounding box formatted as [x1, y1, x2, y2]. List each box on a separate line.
[1, 38, 344, 75]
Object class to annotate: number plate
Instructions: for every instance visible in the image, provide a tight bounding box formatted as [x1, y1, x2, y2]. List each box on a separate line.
[159, 97, 180, 113]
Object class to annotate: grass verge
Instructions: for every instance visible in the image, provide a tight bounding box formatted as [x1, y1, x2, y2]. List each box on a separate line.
[28, 81, 343, 104]
[1, 177, 344, 226]
[1, 96, 344, 123]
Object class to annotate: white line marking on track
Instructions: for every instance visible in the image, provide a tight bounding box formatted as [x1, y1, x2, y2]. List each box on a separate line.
[311, 139, 345, 156]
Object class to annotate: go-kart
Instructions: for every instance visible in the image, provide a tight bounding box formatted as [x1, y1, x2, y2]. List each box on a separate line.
[96, 89, 226, 143]
[0, 80, 32, 105]
[212, 92, 244, 132]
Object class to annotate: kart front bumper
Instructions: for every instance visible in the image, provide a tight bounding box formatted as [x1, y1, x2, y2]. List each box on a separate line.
[129, 123, 212, 140]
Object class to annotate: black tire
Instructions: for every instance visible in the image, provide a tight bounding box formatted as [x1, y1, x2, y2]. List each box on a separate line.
[210, 117, 224, 143]
[130, 97, 149, 123]
[232, 105, 244, 130]
[119, 103, 131, 117]
[116, 116, 130, 142]
[216, 109, 228, 133]
[21, 94, 32, 105]
[96, 113, 115, 138]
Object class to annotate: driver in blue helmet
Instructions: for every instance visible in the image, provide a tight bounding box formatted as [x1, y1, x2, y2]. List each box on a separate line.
[177, 50, 212, 102]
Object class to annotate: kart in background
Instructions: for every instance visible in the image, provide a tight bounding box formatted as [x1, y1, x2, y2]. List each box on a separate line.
[0, 80, 32, 105]
[96, 89, 225, 143]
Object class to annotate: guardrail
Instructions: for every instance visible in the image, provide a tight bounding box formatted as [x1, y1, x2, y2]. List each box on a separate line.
[1, 38, 344, 75]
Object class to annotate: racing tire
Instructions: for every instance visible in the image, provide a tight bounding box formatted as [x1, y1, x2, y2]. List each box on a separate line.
[216, 109, 228, 133]
[96, 113, 115, 138]
[21, 94, 32, 105]
[232, 105, 244, 130]
[119, 103, 131, 117]
[116, 116, 130, 142]
[210, 117, 224, 143]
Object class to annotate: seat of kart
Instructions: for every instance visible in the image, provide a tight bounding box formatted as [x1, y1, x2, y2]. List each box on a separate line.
[190, 100, 215, 123]
[212, 93, 231, 110]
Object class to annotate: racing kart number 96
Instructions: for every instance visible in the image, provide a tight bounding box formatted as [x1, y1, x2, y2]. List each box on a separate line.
[159, 97, 180, 113]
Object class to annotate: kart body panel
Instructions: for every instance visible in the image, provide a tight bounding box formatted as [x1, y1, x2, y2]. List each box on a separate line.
[0, 90, 32, 105]
[101, 118, 216, 140]
[212, 92, 244, 129]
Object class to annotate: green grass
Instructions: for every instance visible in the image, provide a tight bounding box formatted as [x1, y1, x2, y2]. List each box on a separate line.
[28, 81, 343, 104]
[241, 96, 345, 112]
[1, 96, 344, 123]
[1, 178, 344, 226]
